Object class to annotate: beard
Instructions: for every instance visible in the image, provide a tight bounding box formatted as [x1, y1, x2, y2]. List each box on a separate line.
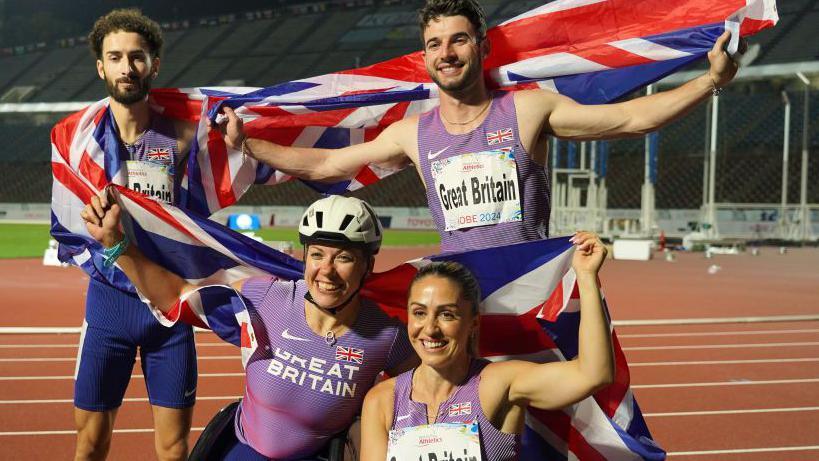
[428, 58, 482, 93]
[104, 73, 153, 105]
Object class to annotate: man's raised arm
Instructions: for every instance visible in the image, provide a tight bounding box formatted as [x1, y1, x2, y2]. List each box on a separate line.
[522, 30, 742, 141]
[221, 107, 413, 183]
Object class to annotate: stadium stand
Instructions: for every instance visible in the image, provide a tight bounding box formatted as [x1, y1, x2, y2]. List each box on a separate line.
[0, 0, 817, 213]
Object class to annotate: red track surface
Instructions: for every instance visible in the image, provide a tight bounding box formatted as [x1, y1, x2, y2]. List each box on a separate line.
[1, 247, 818, 459]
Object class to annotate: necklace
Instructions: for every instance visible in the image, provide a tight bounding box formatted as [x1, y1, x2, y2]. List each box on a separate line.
[439, 100, 491, 126]
[122, 130, 147, 149]
[324, 330, 337, 346]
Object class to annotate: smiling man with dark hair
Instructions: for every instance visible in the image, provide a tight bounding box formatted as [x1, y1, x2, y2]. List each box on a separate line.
[221, 0, 743, 255]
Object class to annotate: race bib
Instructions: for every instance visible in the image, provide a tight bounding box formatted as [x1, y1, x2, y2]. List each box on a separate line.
[387, 421, 483, 461]
[431, 147, 522, 231]
[125, 160, 174, 204]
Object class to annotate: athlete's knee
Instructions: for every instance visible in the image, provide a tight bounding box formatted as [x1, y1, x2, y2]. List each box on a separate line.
[152, 406, 193, 461]
[155, 436, 189, 461]
[74, 409, 115, 461]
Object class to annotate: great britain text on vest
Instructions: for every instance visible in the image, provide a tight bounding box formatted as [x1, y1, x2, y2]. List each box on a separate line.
[266, 347, 360, 398]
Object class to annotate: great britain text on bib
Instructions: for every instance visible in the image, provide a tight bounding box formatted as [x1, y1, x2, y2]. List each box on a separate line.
[431, 147, 522, 231]
[387, 421, 482, 461]
[125, 160, 174, 204]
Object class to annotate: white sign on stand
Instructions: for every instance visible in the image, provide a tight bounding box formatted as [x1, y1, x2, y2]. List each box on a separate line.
[612, 239, 653, 261]
[42, 239, 67, 267]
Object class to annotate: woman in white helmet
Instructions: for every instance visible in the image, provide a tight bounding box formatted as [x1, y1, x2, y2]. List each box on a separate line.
[80, 194, 418, 460]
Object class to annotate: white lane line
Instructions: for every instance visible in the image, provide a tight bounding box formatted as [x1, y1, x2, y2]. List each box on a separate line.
[630, 357, 819, 366]
[0, 343, 230, 348]
[4, 356, 818, 366]
[5, 356, 818, 366]
[5, 314, 815, 335]
[615, 314, 819, 326]
[0, 355, 240, 363]
[0, 395, 242, 405]
[0, 427, 207, 436]
[619, 328, 819, 338]
[667, 445, 819, 456]
[645, 406, 819, 417]
[0, 327, 217, 334]
[623, 341, 819, 351]
[632, 378, 819, 389]
[17, 356, 808, 365]
[0, 372, 244, 381]
[18, 340, 816, 352]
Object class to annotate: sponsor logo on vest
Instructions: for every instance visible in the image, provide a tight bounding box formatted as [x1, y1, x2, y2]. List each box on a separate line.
[281, 329, 310, 342]
[427, 146, 450, 160]
[419, 436, 443, 447]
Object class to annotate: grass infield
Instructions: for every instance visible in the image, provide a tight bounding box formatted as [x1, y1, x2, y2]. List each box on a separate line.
[0, 223, 54, 259]
[0, 223, 440, 259]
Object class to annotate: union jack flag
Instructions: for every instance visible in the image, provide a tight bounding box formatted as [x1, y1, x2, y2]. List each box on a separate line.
[146, 148, 172, 163]
[336, 346, 365, 364]
[50, 0, 776, 293]
[108, 184, 659, 460]
[448, 402, 472, 417]
[50, 0, 776, 295]
[486, 128, 514, 146]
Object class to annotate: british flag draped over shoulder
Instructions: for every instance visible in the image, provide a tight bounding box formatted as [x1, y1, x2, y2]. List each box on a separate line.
[50, 0, 778, 459]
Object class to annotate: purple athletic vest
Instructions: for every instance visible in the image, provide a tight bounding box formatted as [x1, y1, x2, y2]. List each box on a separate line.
[236, 277, 413, 459]
[111, 110, 181, 204]
[417, 91, 550, 253]
[391, 359, 520, 460]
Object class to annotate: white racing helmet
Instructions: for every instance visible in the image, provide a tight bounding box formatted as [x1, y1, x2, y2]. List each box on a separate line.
[298, 196, 383, 254]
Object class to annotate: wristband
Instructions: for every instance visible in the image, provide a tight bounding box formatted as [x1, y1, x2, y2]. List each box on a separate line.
[707, 75, 723, 97]
[102, 234, 129, 268]
[240, 137, 253, 158]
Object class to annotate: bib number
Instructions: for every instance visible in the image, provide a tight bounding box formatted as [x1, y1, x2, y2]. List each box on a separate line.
[432, 147, 522, 231]
[387, 421, 483, 461]
[126, 160, 174, 204]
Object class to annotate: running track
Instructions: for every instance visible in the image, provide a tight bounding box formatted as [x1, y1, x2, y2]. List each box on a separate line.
[1, 246, 817, 460]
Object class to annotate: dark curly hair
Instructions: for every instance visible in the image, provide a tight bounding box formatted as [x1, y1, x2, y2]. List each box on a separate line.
[418, 0, 487, 45]
[88, 8, 163, 59]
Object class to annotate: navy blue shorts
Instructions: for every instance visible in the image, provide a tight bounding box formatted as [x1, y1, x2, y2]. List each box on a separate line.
[74, 278, 197, 411]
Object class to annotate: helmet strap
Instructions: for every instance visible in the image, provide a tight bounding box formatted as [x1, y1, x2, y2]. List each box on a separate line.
[302, 252, 373, 315]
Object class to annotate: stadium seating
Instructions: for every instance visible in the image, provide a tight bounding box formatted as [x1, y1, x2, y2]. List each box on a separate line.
[0, 0, 817, 209]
